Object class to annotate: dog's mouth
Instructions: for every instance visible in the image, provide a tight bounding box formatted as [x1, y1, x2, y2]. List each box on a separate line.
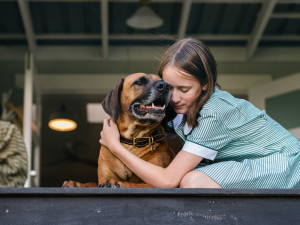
[134, 98, 166, 114]
[131, 95, 169, 122]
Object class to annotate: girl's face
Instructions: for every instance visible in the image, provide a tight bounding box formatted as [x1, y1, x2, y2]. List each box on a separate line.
[162, 66, 207, 115]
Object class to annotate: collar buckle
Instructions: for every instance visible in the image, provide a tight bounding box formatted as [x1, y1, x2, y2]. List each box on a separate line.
[133, 137, 137, 148]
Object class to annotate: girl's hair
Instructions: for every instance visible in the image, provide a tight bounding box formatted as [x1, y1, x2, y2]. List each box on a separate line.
[158, 37, 218, 129]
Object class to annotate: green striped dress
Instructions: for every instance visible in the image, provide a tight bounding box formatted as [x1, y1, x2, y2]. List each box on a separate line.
[170, 88, 300, 188]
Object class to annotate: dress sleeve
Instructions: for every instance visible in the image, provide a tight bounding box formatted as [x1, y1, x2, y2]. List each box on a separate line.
[182, 109, 232, 160]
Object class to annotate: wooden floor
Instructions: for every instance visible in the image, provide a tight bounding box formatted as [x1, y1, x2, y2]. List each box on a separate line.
[0, 188, 299, 225]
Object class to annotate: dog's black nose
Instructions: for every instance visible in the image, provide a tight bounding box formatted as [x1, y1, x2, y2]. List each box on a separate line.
[156, 81, 168, 92]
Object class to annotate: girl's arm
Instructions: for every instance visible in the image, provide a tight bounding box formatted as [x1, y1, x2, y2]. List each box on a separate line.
[100, 118, 203, 188]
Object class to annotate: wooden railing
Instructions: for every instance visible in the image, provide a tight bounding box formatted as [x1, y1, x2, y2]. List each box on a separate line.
[0, 188, 299, 225]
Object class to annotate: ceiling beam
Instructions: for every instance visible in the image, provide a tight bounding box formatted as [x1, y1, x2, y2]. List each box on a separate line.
[17, 0, 37, 55]
[109, 34, 177, 40]
[192, 0, 263, 2]
[3, 0, 297, 3]
[271, 13, 300, 19]
[34, 0, 264, 2]
[0, 34, 26, 39]
[32, 34, 177, 40]
[177, 0, 192, 40]
[277, 0, 300, 3]
[25, 0, 194, 2]
[100, 0, 109, 59]
[261, 35, 300, 41]
[33, 34, 249, 41]
[3, 33, 300, 42]
[246, 0, 277, 60]
[0, 0, 269, 3]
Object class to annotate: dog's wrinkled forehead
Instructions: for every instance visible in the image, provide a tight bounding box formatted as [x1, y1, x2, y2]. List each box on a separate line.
[123, 73, 160, 94]
[124, 73, 161, 88]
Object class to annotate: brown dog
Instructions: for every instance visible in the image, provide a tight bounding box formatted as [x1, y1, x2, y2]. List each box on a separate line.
[63, 73, 175, 188]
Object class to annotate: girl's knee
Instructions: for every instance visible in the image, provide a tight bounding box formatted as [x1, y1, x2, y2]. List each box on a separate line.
[180, 171, 222, 188]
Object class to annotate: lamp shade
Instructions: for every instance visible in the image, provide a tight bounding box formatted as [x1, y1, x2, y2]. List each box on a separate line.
[126, 6, 163, 30]
[48, 104, 77, 132]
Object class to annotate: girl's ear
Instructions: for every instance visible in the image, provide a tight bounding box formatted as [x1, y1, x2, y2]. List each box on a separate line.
[203, 83, 208, 91]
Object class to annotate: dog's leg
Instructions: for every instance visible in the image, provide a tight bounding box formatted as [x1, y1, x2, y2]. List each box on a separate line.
[98, 178, 153, 188]
[62, 180, 97, 188]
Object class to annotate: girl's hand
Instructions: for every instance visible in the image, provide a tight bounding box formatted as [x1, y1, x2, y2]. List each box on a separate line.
[99, 118, 121, 153]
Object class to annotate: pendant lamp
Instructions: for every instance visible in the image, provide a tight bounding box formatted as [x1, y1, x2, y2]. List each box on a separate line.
[126, 0, 163, 30]
[48, 104, 77, 132]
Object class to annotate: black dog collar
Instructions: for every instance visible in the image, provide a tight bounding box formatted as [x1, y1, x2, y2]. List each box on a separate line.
[120, 133, 167, 149]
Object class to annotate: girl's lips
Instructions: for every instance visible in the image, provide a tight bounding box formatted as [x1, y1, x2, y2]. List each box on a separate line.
[174, 105, 184, 109]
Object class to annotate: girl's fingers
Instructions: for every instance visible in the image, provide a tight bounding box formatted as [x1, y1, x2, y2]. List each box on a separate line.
[102, 118, 106, 128]
[103, 118, 112, 128]
[109, 120, 117, 129]
[103, 118, 108, 127]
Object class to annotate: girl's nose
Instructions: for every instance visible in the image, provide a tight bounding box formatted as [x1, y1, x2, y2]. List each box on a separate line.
[171, 90, 181, 103]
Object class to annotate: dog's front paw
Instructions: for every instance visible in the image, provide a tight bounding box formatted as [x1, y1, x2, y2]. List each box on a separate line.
[62, 180, 81, 188]
[98, 182, 121, 188]
[62, 180, 86, 188]
[62, 180, 79, 188]
[62, 181, 97, 188]
[98, 178, 124, 188]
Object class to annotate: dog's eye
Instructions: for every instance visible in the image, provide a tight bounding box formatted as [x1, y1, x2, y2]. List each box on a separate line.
[134, 77, 148, 86]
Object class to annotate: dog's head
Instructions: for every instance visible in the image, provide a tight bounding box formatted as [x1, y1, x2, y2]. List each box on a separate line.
[102, 73, 176, 125]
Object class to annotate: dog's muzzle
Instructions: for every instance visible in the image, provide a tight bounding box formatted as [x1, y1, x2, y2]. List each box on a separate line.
[130, 81, 171, 122]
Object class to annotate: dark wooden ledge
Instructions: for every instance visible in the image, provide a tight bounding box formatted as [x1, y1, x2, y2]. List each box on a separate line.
[0, 188, 299, 225]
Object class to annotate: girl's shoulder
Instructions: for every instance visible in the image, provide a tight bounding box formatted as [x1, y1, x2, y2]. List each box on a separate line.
[202, 88, 262, 122]
[205, 88, 243, 109]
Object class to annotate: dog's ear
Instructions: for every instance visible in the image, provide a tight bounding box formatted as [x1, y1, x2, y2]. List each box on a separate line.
[101, 78, 124, 121]
[161, 103, 177, 128]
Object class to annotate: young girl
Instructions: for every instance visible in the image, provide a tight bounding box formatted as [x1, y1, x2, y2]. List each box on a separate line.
[100, 37, 300, 189]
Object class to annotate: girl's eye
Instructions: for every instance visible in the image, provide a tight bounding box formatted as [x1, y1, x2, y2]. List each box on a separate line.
[181, 88, 189, 93]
